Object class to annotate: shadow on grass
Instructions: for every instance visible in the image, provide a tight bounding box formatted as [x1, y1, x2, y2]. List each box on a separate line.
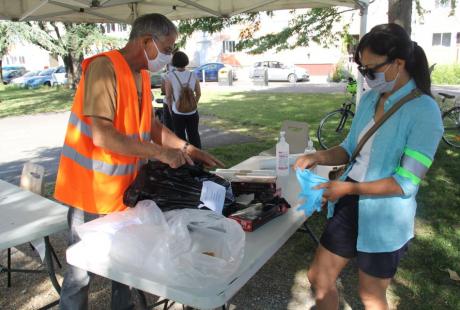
[389, 144, 460, 309]
[202, 91, 460, 309]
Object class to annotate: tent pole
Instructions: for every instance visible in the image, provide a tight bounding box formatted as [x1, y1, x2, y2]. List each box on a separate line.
[356, 3, 368, 105]
[19, 0, 49, 21]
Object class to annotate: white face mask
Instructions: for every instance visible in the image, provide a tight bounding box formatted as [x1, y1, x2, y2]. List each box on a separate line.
[145, 39, 172, 72]
[365, 63, 399, 94]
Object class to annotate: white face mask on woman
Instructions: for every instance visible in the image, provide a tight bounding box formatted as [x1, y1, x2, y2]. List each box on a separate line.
[365, 63, 400, 94]
[144, 39, 172, 72]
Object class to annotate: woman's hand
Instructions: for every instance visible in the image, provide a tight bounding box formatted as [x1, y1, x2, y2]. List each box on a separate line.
[293, 153, 322, 170]
[314, 181, 355, 203]
[187, 145, 225, 168]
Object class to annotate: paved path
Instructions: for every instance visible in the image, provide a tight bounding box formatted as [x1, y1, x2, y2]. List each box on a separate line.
[201, 77, 460, 96]
[0, 112, 256, 184]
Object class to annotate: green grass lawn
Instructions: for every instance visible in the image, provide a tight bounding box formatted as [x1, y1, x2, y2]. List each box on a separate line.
[200, 91, 460, 309]
[0, 85, 74, 118]
[2, 86, 459, 308]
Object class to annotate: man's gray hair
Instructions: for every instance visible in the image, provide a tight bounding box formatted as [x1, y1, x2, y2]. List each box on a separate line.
[129, 13, 177, 41]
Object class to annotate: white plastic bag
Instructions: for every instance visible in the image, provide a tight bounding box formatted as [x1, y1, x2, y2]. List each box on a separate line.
[76, 200, 245, 291]
[162, 209, 245, 288]
[75, 200, 167, 262]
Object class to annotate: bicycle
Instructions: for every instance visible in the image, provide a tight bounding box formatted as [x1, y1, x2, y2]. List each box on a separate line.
[438, 92, 460, 148]
[317, 77, 357, 150]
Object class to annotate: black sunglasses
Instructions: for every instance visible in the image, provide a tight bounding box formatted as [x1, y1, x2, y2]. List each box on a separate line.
[357, 59, 393, 80]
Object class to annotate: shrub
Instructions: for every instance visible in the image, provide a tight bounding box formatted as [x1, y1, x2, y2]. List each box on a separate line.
[330, 61, 354, 83]
[431, 64, 460, 85]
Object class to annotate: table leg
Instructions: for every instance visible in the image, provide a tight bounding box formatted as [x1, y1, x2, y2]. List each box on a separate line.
[300, 222, 320, 245]
[7, 247, 11, 287]
[44, 236, 61, 294]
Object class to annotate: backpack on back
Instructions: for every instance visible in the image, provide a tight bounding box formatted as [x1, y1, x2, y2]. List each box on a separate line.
[172, 71, 197, 113]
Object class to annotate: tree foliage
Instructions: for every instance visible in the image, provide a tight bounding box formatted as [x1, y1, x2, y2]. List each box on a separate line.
[177, 0, 458, 55]
[0, 21, 31, 82]
[23, 22, 125, 87]
[1, 21, 125, 87]
[177, 8, 347, 55]
[177, 13, 260, 48]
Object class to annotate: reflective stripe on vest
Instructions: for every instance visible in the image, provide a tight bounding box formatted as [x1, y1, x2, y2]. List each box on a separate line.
[69, 112, 92, 138]
[395, 147, 432, 185]
[70, 112, 150, 141]
[62, 144, 136, 176]
[128, 132, 151, 142]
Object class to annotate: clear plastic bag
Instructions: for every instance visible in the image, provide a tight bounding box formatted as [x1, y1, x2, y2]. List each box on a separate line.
[76, 200, 245, 291]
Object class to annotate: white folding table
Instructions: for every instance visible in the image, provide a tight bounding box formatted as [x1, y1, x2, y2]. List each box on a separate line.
[66, 156, 330, 309]
[0, 179, 68, 303]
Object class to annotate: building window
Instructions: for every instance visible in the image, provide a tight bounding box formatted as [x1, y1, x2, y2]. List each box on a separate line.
[442, 33, 451, 46]
[435, 0, 450, 8]
[432, 33, 451, 47]
[222, 40, 236, 53]
[117, 24, 127, 32]
[432, 33, 441, 45]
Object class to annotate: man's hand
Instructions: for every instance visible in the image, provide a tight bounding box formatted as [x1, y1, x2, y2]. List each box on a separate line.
[187, 145, 225, 169]
[158, 147, 194, 168]
[314, 181, 355, 203]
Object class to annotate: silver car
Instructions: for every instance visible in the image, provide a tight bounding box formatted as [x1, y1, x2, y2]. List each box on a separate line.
[249, 61, 309, 83]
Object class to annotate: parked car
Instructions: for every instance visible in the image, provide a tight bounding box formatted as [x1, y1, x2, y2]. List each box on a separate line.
[2, 65, 26, 76]
[51, 66, 68, 86]
[193, 63, 237, 82]
[150, 71, 163, 88]
[2, 69, 27, 84]
[25, 67, 63, 88]
[10, 70, 41, 87]
[249, 61, 309, 83]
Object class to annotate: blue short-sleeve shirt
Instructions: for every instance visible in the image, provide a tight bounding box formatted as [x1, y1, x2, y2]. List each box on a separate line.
[336, 79, 443, 253]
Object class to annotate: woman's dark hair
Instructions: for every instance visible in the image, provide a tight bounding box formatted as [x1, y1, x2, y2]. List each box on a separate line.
[354, 23, 432, 97]
[171, 51, 189, 68]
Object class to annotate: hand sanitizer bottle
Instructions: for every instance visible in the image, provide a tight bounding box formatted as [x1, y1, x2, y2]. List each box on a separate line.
[276, 131, 289, 176]
[304, 139, 316, 154]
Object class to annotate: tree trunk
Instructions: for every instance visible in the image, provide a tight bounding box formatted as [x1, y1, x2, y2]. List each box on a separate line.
[388, 0, 412, 36]
[63, 52, 85, 89]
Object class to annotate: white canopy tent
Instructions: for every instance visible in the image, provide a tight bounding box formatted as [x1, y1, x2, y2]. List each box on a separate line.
[0, 1, 368, 23]
[0, 0, 369, 98]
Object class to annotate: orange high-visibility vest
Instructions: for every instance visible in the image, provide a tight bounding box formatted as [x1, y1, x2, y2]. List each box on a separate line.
[54, 50, 152, 214]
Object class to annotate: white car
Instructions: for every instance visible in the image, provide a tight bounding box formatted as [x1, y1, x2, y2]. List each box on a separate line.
[10, 70, 41, 87]
[249, 61, 309, 83]
[51, 66, 68, 86]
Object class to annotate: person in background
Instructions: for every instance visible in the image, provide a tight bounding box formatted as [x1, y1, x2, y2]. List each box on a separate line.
[294, 23, 443, 310]
[55, 13, 223, 310]
[160, 63, 175, 130]
[165, 51, 202, 149]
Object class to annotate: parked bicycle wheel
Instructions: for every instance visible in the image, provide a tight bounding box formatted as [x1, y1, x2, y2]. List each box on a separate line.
[442, 106, 460, 148]
[317, 109, 354, 150]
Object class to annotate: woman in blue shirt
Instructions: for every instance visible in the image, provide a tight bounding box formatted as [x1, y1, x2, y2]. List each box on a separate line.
[294, 23, 443, 309]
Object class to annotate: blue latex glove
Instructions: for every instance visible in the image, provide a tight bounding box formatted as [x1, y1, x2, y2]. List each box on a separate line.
[295, 168, 329, 217]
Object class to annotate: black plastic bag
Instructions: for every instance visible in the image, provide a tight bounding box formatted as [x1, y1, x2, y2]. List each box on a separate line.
[123, 161, 235, 215]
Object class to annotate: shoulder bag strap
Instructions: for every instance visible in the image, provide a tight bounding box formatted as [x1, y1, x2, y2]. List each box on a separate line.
[349, 88, 422, 163]
[171, 71, 183, 103]
[186, 71, 192, 87]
